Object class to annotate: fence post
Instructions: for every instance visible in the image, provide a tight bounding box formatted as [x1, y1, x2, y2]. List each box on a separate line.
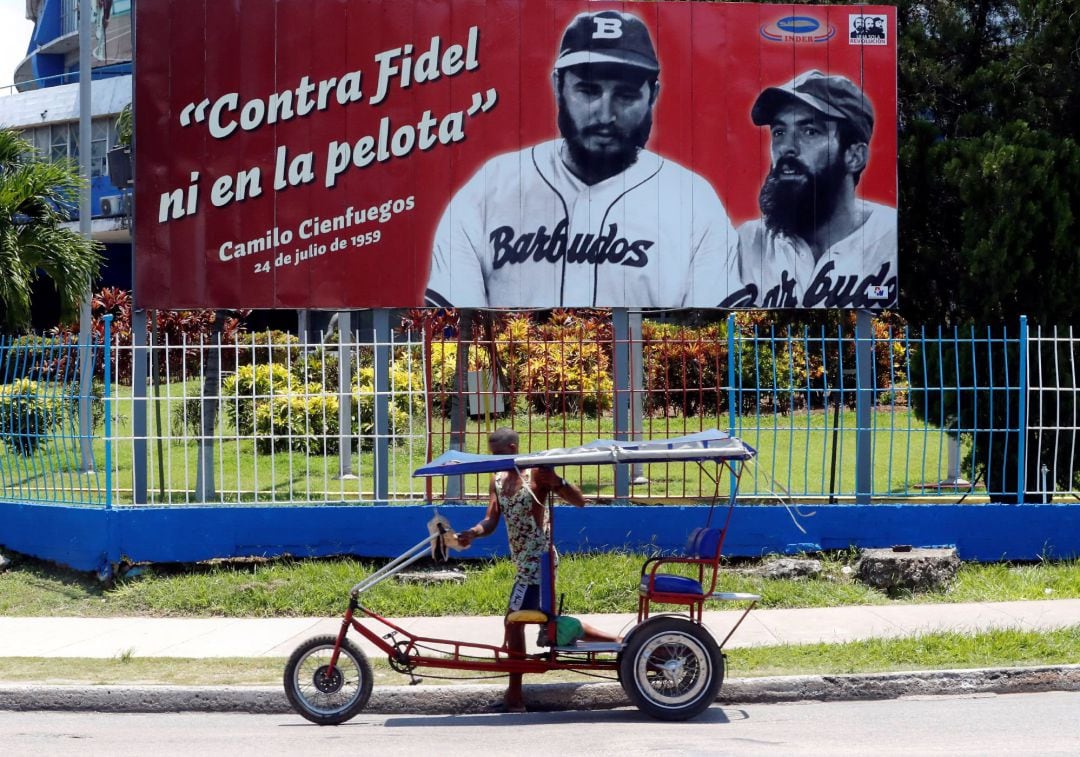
[855, 310, 874, 504]
[1017, 314, 1029, 503]
[337, 311, 356, 480]
[612, 308, 630, 499]
[373, 308, 391, 502]
[131, 307, 148, 504]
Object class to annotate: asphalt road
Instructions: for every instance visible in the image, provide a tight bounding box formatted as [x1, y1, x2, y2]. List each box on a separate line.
[3, 691, 1080, 756]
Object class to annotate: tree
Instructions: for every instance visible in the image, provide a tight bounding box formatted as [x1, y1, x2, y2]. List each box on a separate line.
[0, 128, 103, 329]
[896, 0, 1080, 326]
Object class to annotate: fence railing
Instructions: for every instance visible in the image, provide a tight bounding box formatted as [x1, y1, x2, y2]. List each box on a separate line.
[0, 312, 1067, 507]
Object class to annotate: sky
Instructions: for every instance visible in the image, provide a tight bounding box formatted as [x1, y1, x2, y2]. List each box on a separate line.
[0, 0, 35, 92]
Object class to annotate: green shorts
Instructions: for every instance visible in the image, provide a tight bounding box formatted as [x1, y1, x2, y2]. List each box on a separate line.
[555, 615, 584, 646]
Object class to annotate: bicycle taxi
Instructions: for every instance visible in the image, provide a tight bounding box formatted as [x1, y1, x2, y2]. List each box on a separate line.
[284, 429, 760, 723]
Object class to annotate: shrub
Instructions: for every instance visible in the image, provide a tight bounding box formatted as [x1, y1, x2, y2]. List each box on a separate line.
[232, 330, 302, 368]
[641, 322, 726, 417]
[253, 383, 340, 455]
[171, 396, 205, 436]
[221, 363, 293, 437]
[51, 288, 250, 384]
[0, 378, 65, 455]
[291, 348, 340, 391]
[354, 365, 422, 443]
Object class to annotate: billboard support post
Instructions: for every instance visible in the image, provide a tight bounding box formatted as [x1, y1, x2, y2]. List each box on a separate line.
[629, 310, 647, 485]
[194, 322, 224, 503]
[337, 311, 356, 480]
[445, 311, 472, 501]
[855, 310, 874, 504]
[613, 308, 630, 500]
[373, 309, 391, 503]
[131, 307, 148, 504]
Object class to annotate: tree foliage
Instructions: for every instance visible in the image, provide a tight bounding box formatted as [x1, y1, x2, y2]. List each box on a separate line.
[896, 0, 1080, 326]
[0, 129, 103, 329]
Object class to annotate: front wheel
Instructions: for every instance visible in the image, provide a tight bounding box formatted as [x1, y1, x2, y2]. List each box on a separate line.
[284, 635, 373, 725]
[619, 617, 724, 721]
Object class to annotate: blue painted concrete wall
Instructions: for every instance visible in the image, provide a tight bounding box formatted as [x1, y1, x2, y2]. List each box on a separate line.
[3, 501, 1079, 573]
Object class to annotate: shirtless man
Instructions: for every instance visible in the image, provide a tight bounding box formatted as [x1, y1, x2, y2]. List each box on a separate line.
[456, 428, 619, 712]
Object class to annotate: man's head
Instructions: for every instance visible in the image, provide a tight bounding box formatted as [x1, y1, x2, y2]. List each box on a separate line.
[488, 428, 519, 455]
[852, 17, 865, 32]
[750, 70, 873, 238]
[552, 11, 660, 182]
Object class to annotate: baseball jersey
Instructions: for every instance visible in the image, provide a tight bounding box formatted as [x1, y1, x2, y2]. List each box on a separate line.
[721, 200, 897, 309]
[426, 139, 737, 308]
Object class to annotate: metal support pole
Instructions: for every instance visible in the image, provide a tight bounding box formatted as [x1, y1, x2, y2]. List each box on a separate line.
[337, 311, 356, 479]
[373, 308, 391, 502]
[629, 310, 648, 485]
[727, 313, 738, 500]
[103, 315, 113, 509]
[77, 0, 94, 473]
[612, 308, 630, 499]
[131, 308, 148, 503]
[194, 319, 224, 502]
[1017, 314, 1029, 503]
[445, 311, 472, 500]
[855, 310, 874, 504]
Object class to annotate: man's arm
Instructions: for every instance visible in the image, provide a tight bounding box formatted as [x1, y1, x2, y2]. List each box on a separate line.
[532, 467, 586, 507]
[456, 477, 503, 547]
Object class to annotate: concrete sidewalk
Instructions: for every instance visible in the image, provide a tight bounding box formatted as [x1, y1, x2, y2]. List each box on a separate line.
[2, 598, 1079, 659]
[3, 600, 1080, 715]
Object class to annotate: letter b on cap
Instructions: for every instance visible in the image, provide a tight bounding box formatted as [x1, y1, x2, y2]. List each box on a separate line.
[593, 16, 622, 39]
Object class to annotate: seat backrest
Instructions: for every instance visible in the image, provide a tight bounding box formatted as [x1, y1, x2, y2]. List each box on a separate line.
[539, 549, 555, 614]
[685, 527, 725, 560]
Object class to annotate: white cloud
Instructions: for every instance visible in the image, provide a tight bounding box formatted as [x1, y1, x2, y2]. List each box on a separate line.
[0, 0, 36, 93]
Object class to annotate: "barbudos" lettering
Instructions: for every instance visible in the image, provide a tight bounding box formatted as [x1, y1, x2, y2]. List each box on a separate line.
[490, 220, 653, 269]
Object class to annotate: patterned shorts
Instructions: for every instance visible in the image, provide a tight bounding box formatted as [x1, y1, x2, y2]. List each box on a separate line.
[507, 581, 541, 613]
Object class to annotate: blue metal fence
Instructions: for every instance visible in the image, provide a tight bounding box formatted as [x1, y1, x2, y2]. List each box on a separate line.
[0, 313, 1061, 508]
[0, 331, 106, 506]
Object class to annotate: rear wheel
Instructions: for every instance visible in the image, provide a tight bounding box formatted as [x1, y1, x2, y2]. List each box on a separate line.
[619, 617, 724, 721]
[284, 635, 373, 725]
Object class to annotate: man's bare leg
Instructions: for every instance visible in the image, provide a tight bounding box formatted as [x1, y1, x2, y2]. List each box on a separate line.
[580, 620, 622, 643]
[504, 622, 527, 712]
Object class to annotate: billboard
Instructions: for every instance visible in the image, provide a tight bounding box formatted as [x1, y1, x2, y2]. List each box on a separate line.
[135, 1, 897, 310]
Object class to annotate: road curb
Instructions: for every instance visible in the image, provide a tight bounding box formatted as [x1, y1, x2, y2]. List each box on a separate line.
[3, 665, 1080, 715]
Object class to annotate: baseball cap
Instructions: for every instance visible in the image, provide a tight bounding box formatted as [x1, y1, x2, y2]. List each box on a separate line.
[554, 11, 659, 72]
[751, 70, 874, 142]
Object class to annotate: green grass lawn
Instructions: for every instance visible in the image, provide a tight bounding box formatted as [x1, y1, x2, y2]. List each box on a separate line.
[1, 625, 1077, 685]
[0, 378, 963, 505]
[3, 551, 1079, 619]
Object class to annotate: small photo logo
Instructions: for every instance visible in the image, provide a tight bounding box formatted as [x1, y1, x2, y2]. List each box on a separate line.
[849, 14, 887, 45]
[867, 285, 890, 301]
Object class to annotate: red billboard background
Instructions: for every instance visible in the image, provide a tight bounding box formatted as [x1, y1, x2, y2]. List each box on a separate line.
[134, 1, 897, 309]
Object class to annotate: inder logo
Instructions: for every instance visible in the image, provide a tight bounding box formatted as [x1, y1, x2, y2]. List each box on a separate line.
[759, 16, 835, 44]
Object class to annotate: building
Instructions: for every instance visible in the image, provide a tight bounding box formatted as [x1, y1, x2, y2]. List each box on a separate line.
[2, 0, 132, 324]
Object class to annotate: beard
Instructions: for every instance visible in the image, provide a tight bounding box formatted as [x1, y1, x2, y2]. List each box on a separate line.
[557, 92, 652, 180]
[759, 154, 847, 239]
